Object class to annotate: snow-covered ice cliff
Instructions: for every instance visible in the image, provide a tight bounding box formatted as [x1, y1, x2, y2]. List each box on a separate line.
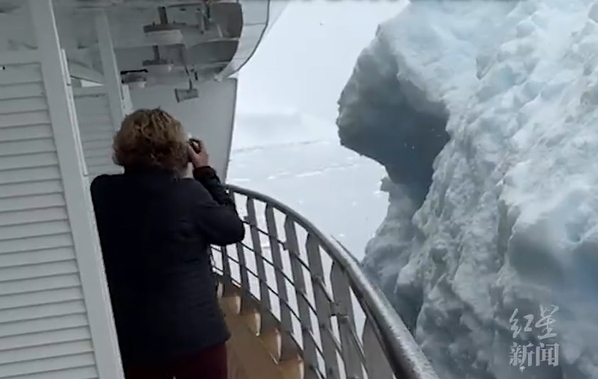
[337, 0, 598, 378]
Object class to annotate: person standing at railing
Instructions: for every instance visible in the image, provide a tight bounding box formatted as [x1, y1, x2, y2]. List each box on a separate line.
[89, 108, 245, 379]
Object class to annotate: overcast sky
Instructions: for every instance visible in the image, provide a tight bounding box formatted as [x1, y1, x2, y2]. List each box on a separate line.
[236, 0, 403, 124]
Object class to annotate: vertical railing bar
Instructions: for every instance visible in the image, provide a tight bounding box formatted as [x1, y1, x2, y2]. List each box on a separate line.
[330, 265, 356, 323]
[219, 245, 232, 278]
[218, 245, 234, 296]
[305, 233, 341, 379]
[344, 322, 368, 363]
[362, 318, 394, 379]
[229, 192, 251, 296]
[235, 241, 251, 293]
[331, 262, 365, 379]
[265, 204, 295, 358]
[246, 197, 273, 323]
[284, 216, 320, 379]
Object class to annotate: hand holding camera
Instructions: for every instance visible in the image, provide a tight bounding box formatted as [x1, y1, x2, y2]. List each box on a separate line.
[187, 137, 209, 168]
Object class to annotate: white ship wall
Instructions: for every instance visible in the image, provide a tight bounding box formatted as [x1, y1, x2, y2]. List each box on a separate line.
[73, 86, 128, 180]
[0, 2, 123, 378]
[130, 79, 238, 179]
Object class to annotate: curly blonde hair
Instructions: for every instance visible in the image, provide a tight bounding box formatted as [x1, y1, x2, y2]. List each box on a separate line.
[113, 108, 188, 171]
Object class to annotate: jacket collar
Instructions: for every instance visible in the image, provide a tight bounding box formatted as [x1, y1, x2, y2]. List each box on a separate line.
[123, 165, 179, 178]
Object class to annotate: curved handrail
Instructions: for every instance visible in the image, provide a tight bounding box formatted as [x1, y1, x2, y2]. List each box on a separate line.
[224, 184, 439, 379]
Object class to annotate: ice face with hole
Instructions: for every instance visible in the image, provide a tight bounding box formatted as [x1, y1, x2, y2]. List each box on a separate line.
[337, 0, 598, 378]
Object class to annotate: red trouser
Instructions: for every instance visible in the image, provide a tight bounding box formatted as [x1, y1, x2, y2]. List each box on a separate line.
[123, 343, 227, 379]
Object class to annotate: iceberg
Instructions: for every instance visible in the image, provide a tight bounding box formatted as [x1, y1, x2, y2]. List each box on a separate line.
[234, 106, 338, 150]
[337, 0, 598, 378]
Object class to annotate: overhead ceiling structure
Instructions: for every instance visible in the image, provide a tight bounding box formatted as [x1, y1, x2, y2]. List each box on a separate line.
[0, 0, 277, 86]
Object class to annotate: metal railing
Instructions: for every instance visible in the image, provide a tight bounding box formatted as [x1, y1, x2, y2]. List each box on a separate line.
[211, 184, 440, 379]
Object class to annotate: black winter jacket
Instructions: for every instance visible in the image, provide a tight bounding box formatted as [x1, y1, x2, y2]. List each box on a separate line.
[90, 166, 245, 363]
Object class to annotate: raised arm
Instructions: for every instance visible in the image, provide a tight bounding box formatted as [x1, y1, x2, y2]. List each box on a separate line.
[186, 139, 245, 245]
[188, 171, 245, 246]
[193, 166, 235, 206]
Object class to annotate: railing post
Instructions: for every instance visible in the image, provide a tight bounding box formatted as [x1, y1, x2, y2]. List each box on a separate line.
[284, 217, 319, 379]
[228, 193, 251, 293]
[331, 262, 364, 379]
[234, 240, 251, 290]
[265, 205, 295, 357]
[234, 240, 251, 288]
[246, 198, 274, 327]
[305, 234, 340, 379]
[219, 245, 232, 285]
[363, 318, 394, 379]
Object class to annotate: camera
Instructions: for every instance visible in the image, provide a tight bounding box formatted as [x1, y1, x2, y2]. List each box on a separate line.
[188, 138, 202, 154]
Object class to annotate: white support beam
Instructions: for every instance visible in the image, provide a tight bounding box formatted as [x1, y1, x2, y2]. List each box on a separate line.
[69, 60, 105, 83]
[95, 10, 126, 130]
[7, 39, 104, 83]
[27, 0, 124, 378]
